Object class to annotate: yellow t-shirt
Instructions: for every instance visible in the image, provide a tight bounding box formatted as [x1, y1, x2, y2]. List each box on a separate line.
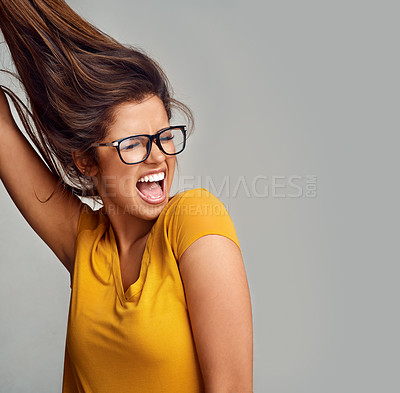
[62, 188, 240, 393]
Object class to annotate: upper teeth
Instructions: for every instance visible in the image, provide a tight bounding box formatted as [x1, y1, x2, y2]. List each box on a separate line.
[137, 172, 165, 183]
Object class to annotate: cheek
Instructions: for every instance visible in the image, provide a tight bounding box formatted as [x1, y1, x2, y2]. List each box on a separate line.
[167, 157, 176, 184]
[96, 173, 139, 200]
[95, 155, 139, 199]
[119, 175, 139, 197]
[95, 175, 119, 199]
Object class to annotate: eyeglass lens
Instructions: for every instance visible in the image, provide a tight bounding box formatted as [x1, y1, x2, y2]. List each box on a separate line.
[119, 127, 185, 164]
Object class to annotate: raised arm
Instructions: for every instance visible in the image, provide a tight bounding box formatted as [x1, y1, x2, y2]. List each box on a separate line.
[0, 88, 82, 273]
[179, 234, 253, 393]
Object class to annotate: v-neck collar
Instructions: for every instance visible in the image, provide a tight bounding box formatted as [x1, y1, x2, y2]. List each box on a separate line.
[99, 195, 179, 304]
[108, 221, 154, 304]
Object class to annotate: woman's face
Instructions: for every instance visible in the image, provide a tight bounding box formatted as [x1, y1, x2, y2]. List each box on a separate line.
[92, 94, 176, 221]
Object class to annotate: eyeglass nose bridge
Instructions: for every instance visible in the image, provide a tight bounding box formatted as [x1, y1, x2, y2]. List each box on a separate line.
[144, 133, 164, 159]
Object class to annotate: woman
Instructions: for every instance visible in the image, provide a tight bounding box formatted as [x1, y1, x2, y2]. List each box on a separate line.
[0, 0, 253, 392]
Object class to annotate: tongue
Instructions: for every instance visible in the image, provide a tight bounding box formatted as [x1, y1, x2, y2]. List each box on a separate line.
[137, 181, 162, 199]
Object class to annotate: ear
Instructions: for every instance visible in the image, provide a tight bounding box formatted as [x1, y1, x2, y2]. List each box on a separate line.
[72, 151, 99, 177]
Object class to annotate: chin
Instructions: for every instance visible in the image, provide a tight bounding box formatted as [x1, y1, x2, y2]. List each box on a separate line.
[128, 190, 170, 219]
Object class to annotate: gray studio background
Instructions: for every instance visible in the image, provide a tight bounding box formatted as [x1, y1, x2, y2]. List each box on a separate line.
[1, 0, 398, 392]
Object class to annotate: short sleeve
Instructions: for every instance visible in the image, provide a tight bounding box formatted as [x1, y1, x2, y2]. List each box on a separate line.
[168, 188, 241, 260]
[76, 203, 104, 233]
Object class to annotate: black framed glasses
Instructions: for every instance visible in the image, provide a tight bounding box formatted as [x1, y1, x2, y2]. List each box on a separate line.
[90, 125, 187, 165]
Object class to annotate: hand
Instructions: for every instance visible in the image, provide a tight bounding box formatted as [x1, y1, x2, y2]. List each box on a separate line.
[0, 86, 15, 127]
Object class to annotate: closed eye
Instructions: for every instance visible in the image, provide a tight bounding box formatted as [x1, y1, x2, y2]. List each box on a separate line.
[160, 134, 174, 142]
[121, 141, 140, 151]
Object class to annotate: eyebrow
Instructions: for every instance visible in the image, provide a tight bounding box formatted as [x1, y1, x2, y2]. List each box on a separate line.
[115, 125, 171, 140]
[141, 125, 171, 134]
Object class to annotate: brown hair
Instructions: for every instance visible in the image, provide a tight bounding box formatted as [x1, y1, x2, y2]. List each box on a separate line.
[0, 0, 193, 200]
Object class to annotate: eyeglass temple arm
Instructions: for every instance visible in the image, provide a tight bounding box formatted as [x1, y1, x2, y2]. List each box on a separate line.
[90, 141, 119, 148]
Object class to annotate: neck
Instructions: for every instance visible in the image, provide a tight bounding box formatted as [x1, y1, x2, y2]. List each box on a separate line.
[101, 204, 156, 254]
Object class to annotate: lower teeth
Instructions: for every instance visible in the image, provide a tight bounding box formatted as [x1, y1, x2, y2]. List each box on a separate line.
[137, 180, 163, 199]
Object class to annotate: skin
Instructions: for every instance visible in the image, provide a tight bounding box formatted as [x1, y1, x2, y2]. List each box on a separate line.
[0, 88, 82, 272]
[180, 235, 253, 393]
[0, 89, 253, 392]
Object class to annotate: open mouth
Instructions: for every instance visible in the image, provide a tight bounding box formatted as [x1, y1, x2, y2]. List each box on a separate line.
[136, 177, 166, 204]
